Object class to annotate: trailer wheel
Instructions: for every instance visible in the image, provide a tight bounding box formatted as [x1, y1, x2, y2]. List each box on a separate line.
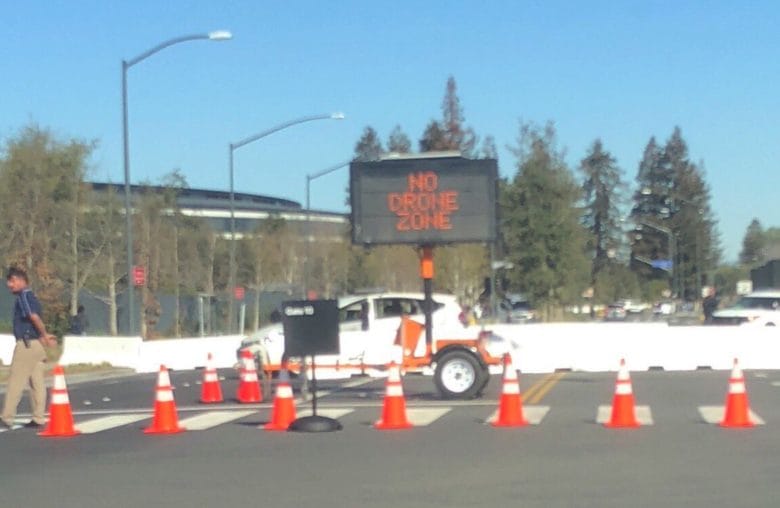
[434, 350, 487, 400]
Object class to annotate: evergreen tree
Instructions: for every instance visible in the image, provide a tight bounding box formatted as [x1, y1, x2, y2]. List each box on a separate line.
[419, 120, 447, 152]
[481, 135, 498, 160]
[502, 123, 589, 316]
[353, 126, 383, 161]
[579, 139, 626, 302]
[386, 125, 411, 153]
[739, 219, 765, 266]
[440, 76, 477, 156]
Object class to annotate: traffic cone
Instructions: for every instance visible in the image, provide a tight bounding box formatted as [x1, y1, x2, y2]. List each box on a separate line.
[144, 365, 185, 434]
[264, 366, 296, 431]
[604, 358, 640, 428]
[375, 362, 412, 430]
[720, 358, 755, 428]
[200, 353, 224, 404]
[39, 365, 80, 437]
[493, 354, 528, 427]
[236, 349, 263, 403]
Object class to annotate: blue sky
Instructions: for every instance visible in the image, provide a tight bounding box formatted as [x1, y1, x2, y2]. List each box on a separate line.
[3, 1, 779, 262]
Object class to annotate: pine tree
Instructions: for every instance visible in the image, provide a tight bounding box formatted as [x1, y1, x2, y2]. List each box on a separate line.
[353, 126, 383, 161]
[502, 123, 590, 315]
[739, 219, 765, 266]
[579, 139, 626, 301]
[419, 120, 447, 152]
[387, 125, 411, 153]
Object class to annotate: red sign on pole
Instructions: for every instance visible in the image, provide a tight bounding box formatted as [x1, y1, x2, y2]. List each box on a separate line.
[132, 265, 146, 287]
[233, 286, 245, 301]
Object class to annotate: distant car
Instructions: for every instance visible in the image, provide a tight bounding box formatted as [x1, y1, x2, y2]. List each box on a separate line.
[605, 303, 627, 321]
[498, 299, 536, 323]
[711, 290, 780, 326]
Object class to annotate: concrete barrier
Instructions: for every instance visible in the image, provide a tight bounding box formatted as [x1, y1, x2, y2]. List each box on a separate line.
[55, 324, 780, 375]
[492, 323, 780, 372]
[0, 334, 15, 365]
[58, 335, 143, 370]
[135, 335, 244, 373]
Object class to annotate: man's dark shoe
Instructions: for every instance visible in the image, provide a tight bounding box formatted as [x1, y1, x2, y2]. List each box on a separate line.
[23, 421, 44, 429]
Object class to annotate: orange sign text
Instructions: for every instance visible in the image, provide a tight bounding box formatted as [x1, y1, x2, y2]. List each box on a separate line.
[386, 171, 459, 231]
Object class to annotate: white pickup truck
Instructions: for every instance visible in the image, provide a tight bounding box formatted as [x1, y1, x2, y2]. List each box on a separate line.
[238, 292, 511, 399]
[712, 290, 780, 326]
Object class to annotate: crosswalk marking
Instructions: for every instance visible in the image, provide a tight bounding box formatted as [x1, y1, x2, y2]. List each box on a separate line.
[296, 408, 354, 419]
[698, 406, 766, 425]
[485, 405, 550, 425]
[76, 414, 150, 434]
[178, 410, 256, 430]
[406, 407, 451, 426]
[0, 420, 25, 433]
[596, 405, 654, 425]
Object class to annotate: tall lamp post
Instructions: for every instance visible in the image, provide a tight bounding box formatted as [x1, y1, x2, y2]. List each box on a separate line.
[304, 160, 351, 296]
[227, 113, 345, 332]
[637, 221, 677, 297]
[122, 30, 232, 336]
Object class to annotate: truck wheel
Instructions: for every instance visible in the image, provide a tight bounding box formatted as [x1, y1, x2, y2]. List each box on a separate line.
[434, 350, 486, 400]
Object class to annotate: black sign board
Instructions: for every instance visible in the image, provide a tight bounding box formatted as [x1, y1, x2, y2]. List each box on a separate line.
[350, 156, 497, 245]
[282, 299, 339, 357]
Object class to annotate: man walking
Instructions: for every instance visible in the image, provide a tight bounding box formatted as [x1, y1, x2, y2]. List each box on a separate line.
[2, 267, 57, 430]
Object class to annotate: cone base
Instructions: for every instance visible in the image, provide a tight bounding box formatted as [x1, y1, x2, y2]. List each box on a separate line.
[264, 422, 293, 431]
[199, 398, 224, 404]
[604, 421, 641, 428]
[719, 420, 755, 428]
[492, 419, 529, 428]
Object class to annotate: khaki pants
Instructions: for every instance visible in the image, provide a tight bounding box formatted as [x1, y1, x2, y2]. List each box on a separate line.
[2, 340, 47, 426]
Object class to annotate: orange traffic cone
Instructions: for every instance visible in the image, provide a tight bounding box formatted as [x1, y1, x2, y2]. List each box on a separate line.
[144, 365, 185, 434]
[604, 358, 640, 428]
[264, 367, 296, 431]
[39, 365, 80, 437]
[200, 353, 224, 404]
[375, 362, 412, 430]
[236, 349, 263, 403]
[720, 358, 755, 428]
[493, 354, 528, 427]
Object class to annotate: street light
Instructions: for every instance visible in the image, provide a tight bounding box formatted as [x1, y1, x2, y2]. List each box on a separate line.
[227, 113, 345, 331]
[122, 30, 232, 336]
[304, 160, 351, 296]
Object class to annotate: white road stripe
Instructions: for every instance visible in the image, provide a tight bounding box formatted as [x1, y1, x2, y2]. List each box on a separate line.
[406, 407, 451, 426]
[596, 405, 654, 425]
[178, 410, 256, 430]
[0, 420, 26, 433]
[698, 406, 765, 425]
[76, 414, 150, 434]
[485, 405, 550, 425]
[296, 408, 354, 419]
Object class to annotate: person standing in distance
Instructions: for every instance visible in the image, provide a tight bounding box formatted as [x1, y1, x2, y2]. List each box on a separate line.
[1, 266, 57, 430]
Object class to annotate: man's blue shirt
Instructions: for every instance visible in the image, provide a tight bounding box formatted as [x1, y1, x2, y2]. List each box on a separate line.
[13, 288, 42, 339]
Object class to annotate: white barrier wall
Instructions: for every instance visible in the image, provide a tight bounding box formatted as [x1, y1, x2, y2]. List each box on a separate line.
[135, 335, 244, 373]
[56, 324, 780, 374]
[59, 335, 244, 373]
[491, 323, 780, 373]
[58, 336, 143, 369]
[0, 334, 15, 365]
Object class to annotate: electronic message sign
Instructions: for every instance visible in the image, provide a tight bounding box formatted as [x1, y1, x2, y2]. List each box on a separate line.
[350, 156, 497, 245]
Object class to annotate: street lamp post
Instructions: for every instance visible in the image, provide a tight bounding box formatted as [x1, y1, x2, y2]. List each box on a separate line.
[122, 30, 232, 336]
[304, 161, 351, 297]
[638, 221, 677, 296]
[227, 113, 345, 332]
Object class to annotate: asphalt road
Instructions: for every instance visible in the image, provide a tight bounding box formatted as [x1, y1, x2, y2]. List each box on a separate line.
[2, 367, 779, 508]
